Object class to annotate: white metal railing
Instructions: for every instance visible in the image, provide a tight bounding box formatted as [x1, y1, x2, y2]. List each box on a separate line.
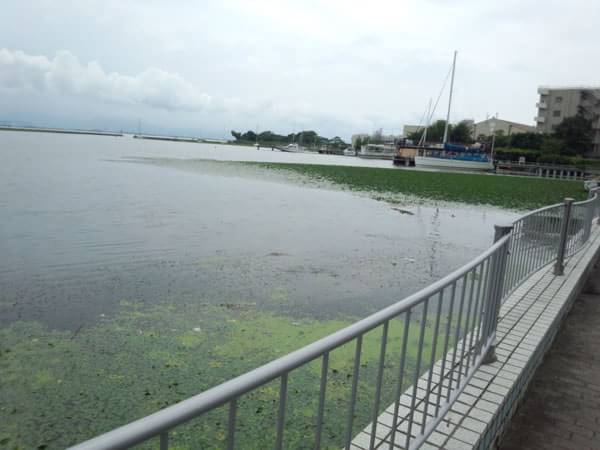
[69, 189, 600, 450]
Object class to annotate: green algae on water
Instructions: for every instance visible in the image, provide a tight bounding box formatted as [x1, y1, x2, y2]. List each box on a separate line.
[0, 298, 457, 449]
[246, 162, 587, 210]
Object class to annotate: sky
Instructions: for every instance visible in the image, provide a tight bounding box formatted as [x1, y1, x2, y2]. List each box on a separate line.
[1, 0, 599, 140]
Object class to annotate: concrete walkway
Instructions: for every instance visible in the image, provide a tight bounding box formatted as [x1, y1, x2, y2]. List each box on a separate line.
[499, 263, 600, 450]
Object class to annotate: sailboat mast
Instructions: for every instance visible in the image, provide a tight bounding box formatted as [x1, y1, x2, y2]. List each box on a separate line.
[421, 98, 432, 146]
[442, 50, 457, 145]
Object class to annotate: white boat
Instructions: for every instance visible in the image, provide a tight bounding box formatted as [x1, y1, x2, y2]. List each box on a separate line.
[280, 143, 305, 153]
[413, 51, 494, 172]
[415, 155, 494, 171]
[358, 144, 396, 160]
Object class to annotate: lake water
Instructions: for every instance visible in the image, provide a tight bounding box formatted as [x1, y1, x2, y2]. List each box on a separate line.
[0, 131, 514, 329]
[0, 131, 516, 449]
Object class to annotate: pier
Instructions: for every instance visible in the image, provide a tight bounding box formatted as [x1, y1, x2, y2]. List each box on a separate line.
[496, 160, 588, 180]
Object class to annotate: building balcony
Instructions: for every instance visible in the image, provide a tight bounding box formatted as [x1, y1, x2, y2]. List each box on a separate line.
[538, 88, 550, 95]
[535, 116, 546, 123]
[536, 102, 548, 109]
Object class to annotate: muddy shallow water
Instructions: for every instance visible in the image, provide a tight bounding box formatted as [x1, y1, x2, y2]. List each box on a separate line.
[0, 131, 516, 448]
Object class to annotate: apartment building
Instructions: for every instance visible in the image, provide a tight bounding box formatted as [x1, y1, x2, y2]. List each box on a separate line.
[535, 86, 600, 155]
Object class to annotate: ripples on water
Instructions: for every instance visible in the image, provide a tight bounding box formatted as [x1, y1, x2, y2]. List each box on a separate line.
[0, 131, 516, 329]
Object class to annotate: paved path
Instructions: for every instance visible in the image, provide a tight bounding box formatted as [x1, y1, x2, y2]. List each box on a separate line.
[500, 263, 600, 450]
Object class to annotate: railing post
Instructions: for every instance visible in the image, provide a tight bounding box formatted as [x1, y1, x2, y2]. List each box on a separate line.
[482, 224, 512, 365]
[553, 198, 574, 276]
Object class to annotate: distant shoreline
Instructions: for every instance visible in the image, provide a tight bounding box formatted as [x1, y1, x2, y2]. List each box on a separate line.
[0, 125, 123, 137]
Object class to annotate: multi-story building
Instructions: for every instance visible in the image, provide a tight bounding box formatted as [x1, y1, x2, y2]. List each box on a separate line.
[535, 86, 600, 156]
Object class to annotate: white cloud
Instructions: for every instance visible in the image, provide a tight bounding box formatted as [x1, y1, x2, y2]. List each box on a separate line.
[0, 48, 212, 112]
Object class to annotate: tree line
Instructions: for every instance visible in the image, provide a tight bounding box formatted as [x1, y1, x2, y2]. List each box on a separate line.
[230, 130, 347, 148]
[406, 113, 595, 161]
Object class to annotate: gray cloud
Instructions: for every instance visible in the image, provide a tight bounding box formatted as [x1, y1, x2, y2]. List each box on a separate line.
[0, 48, 212, 112]
[1, 0, 599, 139]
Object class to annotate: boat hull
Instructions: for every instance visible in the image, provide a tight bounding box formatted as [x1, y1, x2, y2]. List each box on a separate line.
[414, 156, 494, 171]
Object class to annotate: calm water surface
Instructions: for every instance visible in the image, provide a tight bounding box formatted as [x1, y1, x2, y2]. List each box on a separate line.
[0, 131, 515, 328]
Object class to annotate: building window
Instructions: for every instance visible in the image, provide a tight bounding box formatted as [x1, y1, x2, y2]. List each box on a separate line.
[553, 110, 561, 117]
[555, 96, 563, 103]
[552, 124, 558, 131]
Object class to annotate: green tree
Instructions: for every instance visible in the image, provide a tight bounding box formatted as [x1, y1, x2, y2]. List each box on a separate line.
[509, 132, 544, 150]
[553, 113, 594, 155]
[242, 130, 257, 142]
[493, 131, 510, 148]
[540, 136, 566, 154]
[449, 120, 472, 144]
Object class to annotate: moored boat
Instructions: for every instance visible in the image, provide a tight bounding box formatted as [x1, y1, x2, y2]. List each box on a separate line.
[411, 51, 494, 172]
[414, 143, 494, 171]
[358, 143, 395, 160]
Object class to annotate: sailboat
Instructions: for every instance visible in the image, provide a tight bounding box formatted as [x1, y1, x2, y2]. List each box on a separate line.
[413, 51, 494, 171]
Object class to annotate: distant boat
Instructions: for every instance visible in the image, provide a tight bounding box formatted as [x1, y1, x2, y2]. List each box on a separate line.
[358, 143, 395, 160]
[413, 51, 494, 172]
[282, 143, 304, 152]
[343, 147, 357, 156]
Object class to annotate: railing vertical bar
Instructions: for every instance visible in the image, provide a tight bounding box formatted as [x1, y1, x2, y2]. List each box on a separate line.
[542, 210, 550, 265]
[519, 218, 530, 284]
[436, 282, 455, 416]
[275, 374, 288, 450]
[565, 207, 574, 257]
[508, 221, 520, 288]
[369, 321, 390, 450]
[506, 220, 519, 291]
[515, 220, 524, 287]
[448, 275, 468, 394]
[465, 263, 484, 374]
[226, 399, 237, 450]
[512, 220, 524, 288]
[457, 267, 477, 386]
[471, 258, 490, 367]
[389, 310, 412, 450]
[314, 352, 329, 450]
[567, 207, 574, 256]
[542, 210, 552, 266]
[524, 217, 535, 275]
[535, 211, 544, 270]
[421, 290, 443, 433]
[160, 432, 168, 450]
[481, 248, 501, 362]
[344, 336, 363, 450]
[406, 298, 429, 449]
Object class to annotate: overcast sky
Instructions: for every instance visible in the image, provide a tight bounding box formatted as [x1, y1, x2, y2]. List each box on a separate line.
[1, 0, 598, 139]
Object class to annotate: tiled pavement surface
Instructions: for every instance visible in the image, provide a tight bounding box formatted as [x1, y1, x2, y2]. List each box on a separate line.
[499, 263, 600, 450]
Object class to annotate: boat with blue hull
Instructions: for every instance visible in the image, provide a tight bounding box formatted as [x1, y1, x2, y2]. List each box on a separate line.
[415, 143, 494, 171]
[411, 51, 495, 172]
